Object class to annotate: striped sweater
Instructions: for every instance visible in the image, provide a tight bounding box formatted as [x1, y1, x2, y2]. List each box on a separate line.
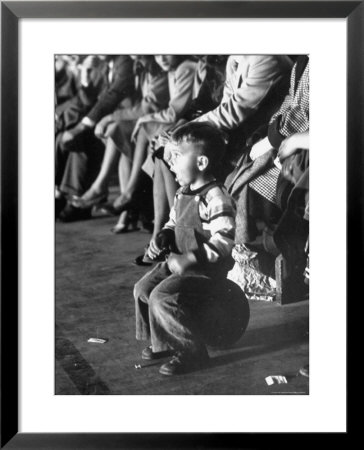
[164, 182, 236, 263]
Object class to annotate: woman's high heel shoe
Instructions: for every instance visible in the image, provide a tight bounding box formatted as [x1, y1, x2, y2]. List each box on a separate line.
[111, 210, 139, 234]
[96, 193, 136, 217]
[72, 191, 108, 209]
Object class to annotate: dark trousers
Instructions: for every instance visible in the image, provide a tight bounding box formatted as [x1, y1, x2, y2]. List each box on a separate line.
[134, 262, 250, 354]
[55, 133, 69, 188]
[59, 130, 105, 197]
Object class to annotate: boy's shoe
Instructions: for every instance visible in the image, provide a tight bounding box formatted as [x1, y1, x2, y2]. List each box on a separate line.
[159, 349, 210, 376]
[141, 345, 172, 360]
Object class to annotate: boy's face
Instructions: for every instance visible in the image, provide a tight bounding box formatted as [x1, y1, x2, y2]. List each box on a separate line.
[169, 141, 201, 187]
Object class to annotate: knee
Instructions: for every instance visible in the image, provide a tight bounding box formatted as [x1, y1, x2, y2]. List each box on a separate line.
[149, 280, 182, 314]
[148, 289, 162, 314]
[133, 279, 147, 302]
[148, 286, 173, 316]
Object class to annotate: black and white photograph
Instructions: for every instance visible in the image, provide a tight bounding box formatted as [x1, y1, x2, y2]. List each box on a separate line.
[1, 0, 353, 443]
[55, 53, 310, 395]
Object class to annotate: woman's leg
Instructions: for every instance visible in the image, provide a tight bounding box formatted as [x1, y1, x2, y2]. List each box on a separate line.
[79, 137, 120, 201]
[118, 153, 132, 194]
[113, 127, 149, 209]
[160, 158, 178, 208]
[145, 159, 177, 259]
[151, 159, 170, 242]
[113, 154, 132, 230]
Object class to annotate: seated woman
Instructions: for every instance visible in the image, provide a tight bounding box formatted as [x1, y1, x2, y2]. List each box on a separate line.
[72, 55, 169, 232]
[137, 55, 227, 264]
[228, 55, 309, 271]
[73, 55, 197, 232]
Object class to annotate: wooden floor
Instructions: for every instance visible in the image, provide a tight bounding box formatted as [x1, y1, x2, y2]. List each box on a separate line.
[55, 211, 309, 395]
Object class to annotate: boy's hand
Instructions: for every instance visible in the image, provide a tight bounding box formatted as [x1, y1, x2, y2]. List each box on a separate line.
[167, 252, 197, 275]
[147, 237, 163, 260]
[155, 228, 175, 252]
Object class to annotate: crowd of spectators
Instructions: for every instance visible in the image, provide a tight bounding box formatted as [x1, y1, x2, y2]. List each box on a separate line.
[55, 53, 309, 289]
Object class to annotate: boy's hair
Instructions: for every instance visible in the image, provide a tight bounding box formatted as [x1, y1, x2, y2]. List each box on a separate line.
[170, 122, 227, 172]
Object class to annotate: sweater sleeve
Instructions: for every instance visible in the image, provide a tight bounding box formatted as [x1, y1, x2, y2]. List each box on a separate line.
[86, 56, 135, 124]
[112, 71, 169, 122]
[195, 55, 292, 132]
[141, 60, 196, 124]
[194, 186, 236, 264]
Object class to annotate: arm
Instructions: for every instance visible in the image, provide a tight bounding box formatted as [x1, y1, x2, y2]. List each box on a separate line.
[195, 55, 292, 132]
[140, 60, 196, 124]
[112, 71, 169, 122]
[83, 56, 135, 126]
[278, 131, 309, 162]
[167, 187, 236, 275]
[197, 189, 236, 264]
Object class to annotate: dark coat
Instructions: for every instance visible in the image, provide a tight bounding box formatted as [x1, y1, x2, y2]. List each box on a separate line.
[86, 55, 135, 123]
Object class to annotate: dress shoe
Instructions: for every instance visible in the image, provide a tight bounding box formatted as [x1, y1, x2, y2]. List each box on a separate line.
[93, 199, 136, 217]
[111, 210, 139, 234]
[58, 203, 92, 222]
[71, 191, 108, 209]
[159, 349, 209, 376]
[141, 345, 172, 360]
[133, 254, 153, 267]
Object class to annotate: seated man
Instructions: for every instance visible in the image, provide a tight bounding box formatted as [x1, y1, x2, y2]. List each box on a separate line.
[57, 55, 135, 221]
[194, 54, 293, 171]
[55, 54, 108, 202]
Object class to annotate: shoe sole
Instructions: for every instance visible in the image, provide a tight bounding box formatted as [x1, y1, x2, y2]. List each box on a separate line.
[142, 350, 173, 361]
[159, 358, 210, 376]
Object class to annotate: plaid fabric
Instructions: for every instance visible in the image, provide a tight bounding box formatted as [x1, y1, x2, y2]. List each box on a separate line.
[249, 166, 280, 204]
[270, 60, 309, 137]
[249, 60, 309, 203]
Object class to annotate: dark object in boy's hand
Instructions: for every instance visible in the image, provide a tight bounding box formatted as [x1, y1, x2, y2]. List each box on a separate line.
[155, 228, 176, 252]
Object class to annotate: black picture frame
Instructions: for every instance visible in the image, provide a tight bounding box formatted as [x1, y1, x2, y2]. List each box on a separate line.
[1, 1, 359, 448]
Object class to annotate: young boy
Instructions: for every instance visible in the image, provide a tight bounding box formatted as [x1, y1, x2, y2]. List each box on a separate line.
[134, 122, 249, 376]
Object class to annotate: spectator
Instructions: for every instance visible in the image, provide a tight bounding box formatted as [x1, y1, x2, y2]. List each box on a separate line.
[57, 55, 135, 222]
[71, 55, 170, 232]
